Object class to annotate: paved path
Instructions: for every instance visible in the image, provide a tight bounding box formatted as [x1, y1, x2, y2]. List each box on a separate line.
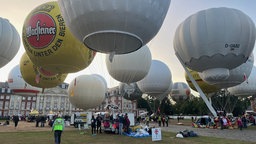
[155, 124, 256, 142]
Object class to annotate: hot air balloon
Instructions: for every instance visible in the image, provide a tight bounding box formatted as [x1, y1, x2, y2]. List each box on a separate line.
[119, 83, 143, 101]
[185, 68, 219, 94]
[0, 17, 20, 68]
[68, 75, 105, 110]
[137, 60, 172, 100]
[20, 53, 67, 88]
[57, 0, 171, 54]
[155, 82, 173, 101]
[199, 54, 254, 88]
[8, 65, 41, 95]
[174, 7, 255, 81]
[228, 66, 256, 97]
[22, 1, 96, 74]
[170, 82, 190, 102]
[91, 74, 108, 92]
[106, 45, 152, 83]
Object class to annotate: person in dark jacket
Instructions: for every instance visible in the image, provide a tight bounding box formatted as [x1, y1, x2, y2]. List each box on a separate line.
[13, 115, 19, 129]
[96, 114, 102, 133]
[91, 115, 96, 135]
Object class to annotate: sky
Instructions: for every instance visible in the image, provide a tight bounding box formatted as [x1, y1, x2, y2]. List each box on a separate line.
[0, 0, 256, 90]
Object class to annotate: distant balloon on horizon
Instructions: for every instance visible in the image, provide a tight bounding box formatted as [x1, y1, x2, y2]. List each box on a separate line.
[170, 82, 190, 102]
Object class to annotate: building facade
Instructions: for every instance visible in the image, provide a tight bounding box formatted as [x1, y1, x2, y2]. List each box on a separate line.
[0, 82, 138, 117]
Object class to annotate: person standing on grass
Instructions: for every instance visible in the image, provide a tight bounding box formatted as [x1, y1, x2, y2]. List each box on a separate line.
[237, 117, 243, 131]
[13, 114, 19, 129]
[52, 115, 65, 144]
[96, 114, 102, 134]
[165, 115, 169, 127]
[91, 115, 96, 135]
[118, 114, 124, 135]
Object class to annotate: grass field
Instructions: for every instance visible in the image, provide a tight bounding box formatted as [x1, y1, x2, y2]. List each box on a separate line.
[0, 129, 254, 144]
[0, 119, 255, 144]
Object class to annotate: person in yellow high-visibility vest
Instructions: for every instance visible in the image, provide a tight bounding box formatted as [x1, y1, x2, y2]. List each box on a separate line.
[52, 115, 65, 144]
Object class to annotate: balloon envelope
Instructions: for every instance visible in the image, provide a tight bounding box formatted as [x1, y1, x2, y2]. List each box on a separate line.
[170, 82, 190, 102]
[68, 75, 105, 110]
[7, 65, 41, 94]
[106, 45, 152, 83]
[228, 66, 256, 97]
[20, 53, 67, 88]
[174, 7, 255, 73]
[137, 60, 172, 95]
[185, 68, 219, 94]
[199, 54, 254, 88]
[58, 0, 171, 54]
[22, 1, 96, 74]
[0, 17, 20, 68]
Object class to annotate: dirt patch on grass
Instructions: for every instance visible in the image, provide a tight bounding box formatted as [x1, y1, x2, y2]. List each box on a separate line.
[0, 121, 76, 132]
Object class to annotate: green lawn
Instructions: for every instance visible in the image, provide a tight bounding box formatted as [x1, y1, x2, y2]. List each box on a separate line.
[0, 129, 254, 144]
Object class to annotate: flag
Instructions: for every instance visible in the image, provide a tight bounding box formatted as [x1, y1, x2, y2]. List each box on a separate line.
[243, 73, 249, 84]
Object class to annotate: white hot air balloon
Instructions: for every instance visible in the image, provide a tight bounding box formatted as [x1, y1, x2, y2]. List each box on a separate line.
[156, 82, 173, 101]
[228, 66, 256, 97]
[137, 60, 172, 96]
[91, 74, 108, 92]
[58, 0, 171, 54]
[170, 82, 190, 102]
[199, 54, 254, 88]
[106, 45, 152, 83]
[7, 65, 41, 95]
[68, 75, 105, 110]
[174, 7, 255, 81]
[0, 18, 20, 68]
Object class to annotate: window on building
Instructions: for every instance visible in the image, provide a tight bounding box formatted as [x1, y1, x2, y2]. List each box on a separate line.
[32, 102, 36, 109]
[1, 88, 5, 93]
[0, 101, 3, 109]
[7, 89, 11, 93]
[33, 97, 37, 101]
[5, 101, 9, 109]
[28, 97, 31, 101]
[21, 102, 25, 110]
[0, 95, 4, 99]
[27, 102, 31, 110]
[6, 96, 10, 99]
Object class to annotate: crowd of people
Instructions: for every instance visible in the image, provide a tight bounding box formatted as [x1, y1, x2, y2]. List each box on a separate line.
[192, 113, 256, 130]
[96, 113, 131, 135]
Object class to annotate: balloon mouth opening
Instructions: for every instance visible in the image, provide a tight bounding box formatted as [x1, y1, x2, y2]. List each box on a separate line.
[83, 30, 143, 54]
[200, 68, 230, 85]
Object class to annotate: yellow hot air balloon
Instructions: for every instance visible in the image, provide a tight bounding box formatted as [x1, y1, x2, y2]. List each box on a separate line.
[20, 53, 67, 88]
[185, 68, 219, 94]
[22, 1, 96, 74]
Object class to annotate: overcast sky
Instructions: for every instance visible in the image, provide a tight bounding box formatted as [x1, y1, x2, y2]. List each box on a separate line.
[0, 0, 256, 89]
